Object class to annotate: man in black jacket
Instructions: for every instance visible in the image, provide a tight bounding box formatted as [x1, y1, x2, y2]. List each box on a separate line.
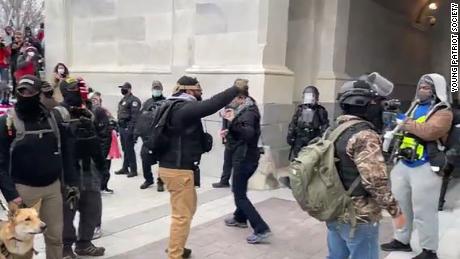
[0, 75, 77, 259]
[159, 76, 246, 259]
[138, 80, 166, 191]
[222, 83, 271, 244]
[59, 78, 107, 258]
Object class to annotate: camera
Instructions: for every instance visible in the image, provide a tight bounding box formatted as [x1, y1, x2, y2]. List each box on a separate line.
[398, 148, 417, 161]
[382, 99, 401, 112]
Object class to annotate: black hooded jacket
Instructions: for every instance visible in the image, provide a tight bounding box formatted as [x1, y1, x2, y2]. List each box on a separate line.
[225, 98, 261, 164]
[159, 86, 239, 170]
[0, 106, 78, 202]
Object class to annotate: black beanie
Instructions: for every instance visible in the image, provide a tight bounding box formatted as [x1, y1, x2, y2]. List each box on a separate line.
[177, 76, 198, 86]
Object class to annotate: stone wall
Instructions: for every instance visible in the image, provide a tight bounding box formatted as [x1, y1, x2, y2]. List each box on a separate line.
[45, 0, 294, 179]
[45, 0, 448, 180]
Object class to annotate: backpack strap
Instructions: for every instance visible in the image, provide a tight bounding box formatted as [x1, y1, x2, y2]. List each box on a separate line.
[53, 106, 71, 122]
[326, 120, 368, 143]
[7, 107, 62, 177]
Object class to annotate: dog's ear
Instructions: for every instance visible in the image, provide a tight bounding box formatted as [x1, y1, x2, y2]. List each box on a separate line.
[31, 199, 42, 213]
[8, 202, 19, 219]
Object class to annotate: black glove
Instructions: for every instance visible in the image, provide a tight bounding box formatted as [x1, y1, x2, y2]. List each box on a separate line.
[63, 186, 80, 211]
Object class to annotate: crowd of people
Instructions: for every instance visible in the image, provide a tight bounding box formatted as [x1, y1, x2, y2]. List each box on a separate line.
[0, 24, 45, 107]
[0, 24, 453, 259]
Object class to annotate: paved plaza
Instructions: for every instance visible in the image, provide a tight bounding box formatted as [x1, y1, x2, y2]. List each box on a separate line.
[2, 157, 459, 259]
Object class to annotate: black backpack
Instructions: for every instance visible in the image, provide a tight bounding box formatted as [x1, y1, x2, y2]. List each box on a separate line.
[427, 108, 460, 174]
[144, 99, 183, 158]
[446, 108, 460, 169]
[135, 100, 165, 140]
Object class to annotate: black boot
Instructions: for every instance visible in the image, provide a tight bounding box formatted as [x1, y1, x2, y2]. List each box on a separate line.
[115, 168, 128, 175]
[413, 249, 438, 259]
[140, 181, 153, 189]
[127, 171, 138, 178]
[381, 239, 412, 252]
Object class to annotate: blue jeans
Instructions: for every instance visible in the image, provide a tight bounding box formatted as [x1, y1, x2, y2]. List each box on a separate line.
[326, 221, 379, 259]
[232, 160, 269, 234]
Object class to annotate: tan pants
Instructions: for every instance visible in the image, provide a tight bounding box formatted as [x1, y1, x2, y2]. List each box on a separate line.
[15, 180, 63, 259]
[159, 168, 197, 259]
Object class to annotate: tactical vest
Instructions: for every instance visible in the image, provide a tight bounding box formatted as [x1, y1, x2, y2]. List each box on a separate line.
[399, 112, 427, 161]
[334, 121, 373, 197]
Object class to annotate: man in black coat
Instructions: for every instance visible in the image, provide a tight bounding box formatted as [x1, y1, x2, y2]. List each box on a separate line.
[58, 78, 107, 258]
[222, 82, 271, 244]
[159, 76, 247, 259]
[0, 75, 77, 259]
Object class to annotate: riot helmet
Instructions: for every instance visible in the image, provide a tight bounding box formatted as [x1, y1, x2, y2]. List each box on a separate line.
[302, 85, 319, 105]
[337, 74, 394, 131]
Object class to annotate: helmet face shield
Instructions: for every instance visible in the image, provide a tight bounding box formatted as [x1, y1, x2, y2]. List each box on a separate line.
[302, 86, 319, 105]
[303, 92, 316, 104]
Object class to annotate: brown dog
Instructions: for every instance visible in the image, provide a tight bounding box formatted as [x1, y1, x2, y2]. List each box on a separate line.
[0, 201, 46, 259]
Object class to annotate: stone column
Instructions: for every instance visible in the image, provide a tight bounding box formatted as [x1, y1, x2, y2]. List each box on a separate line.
[185, 0, 294, 189]
[314, 0, 352, 118]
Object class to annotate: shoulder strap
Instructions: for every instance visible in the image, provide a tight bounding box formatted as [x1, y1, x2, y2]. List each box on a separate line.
[53, 106, 71, 122]
[327, 120, 368, 143]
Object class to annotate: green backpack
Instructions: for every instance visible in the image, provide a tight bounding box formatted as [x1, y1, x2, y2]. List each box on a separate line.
[289, 120, 367, 225]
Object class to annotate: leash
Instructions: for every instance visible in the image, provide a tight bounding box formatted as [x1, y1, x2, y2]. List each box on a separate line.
[0, 199, 8, 212]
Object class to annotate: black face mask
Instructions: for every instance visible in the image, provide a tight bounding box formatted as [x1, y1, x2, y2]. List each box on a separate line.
[365, 103, 384, 132]
[15, 94, 41, 120]
[121, 89, 129, 95]
[64, 91, 83, 107]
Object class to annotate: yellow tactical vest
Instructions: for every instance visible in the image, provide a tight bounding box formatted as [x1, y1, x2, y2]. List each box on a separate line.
[399, 110, 427, 160]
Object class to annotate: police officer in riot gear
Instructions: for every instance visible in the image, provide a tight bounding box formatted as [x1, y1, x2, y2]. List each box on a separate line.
[287, 85, 329, 160]
[115, 82, 141, 177]
[138, 80, 166, 191]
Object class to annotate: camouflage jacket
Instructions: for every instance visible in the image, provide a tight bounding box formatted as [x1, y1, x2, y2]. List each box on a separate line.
[337, 115, 401, 223]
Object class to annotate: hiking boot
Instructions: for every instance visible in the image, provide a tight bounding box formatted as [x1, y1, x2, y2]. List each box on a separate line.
[101, 188, 114, 194]
[224, 217, 248, 228]
[381, 239, 412, 252]
[157, 182, 165, 192]
[413, 249, 438, 259]
[246, 230, 272, 244]
[212, 182, 230, 188]
[115, 169, 128, 175]
[165, 247, 192, 258]
[127, 171, 138, 178]
[63, 246, 77, 259]
[75, 242, 105, 256]
[140, 181, 153, 189]
[92, 227, 102, 240]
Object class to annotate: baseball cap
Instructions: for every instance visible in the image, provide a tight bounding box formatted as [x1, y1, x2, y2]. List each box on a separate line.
[118, 82, 132, 89]
[17, 75, 41, 97]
